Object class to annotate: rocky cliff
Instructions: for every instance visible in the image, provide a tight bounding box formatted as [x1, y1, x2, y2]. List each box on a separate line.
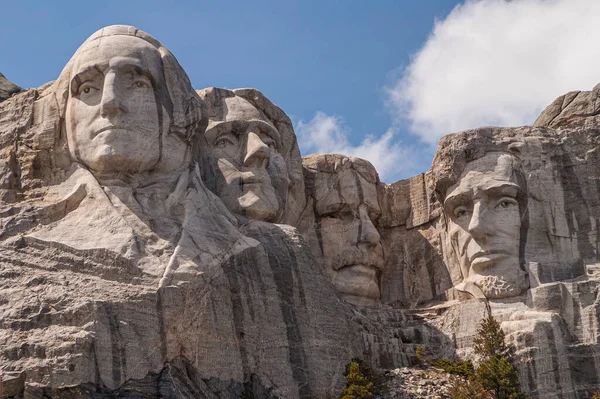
[0, 73, 21, 103]
[2, 25, 600, 399]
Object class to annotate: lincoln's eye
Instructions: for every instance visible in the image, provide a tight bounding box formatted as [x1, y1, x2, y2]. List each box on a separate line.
[496, 197, 518, 209]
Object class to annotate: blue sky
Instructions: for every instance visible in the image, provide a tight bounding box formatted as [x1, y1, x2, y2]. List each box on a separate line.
[3, 0, 600, 182]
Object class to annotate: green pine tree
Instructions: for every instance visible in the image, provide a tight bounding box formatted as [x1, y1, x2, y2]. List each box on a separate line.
[339, 360, 375, 399]
[475, 356, 528, 399]
[447, 376, 494, 399]
[473, 315, 510, 360]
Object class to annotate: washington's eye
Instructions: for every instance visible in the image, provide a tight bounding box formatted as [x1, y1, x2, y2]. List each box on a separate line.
[78, 83, 96, 95]
[453, 206, 469, 219]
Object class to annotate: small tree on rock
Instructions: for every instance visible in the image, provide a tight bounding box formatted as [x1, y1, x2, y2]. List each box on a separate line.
[339, 359, 376, 399]
[476, 356, 528, 399]
[472, 315, 528, 399]
[474, 315, 510, 360]
[448, 376, 494, 399]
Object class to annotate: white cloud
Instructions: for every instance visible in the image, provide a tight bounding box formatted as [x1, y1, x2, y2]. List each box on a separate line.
[295, 111, 415, 182]
[388, 0, 600, 144]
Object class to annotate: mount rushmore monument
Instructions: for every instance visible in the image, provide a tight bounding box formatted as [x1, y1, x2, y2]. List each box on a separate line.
[2, 25, 600, 398]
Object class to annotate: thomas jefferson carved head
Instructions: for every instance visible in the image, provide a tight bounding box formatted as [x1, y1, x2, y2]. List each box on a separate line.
[197, 88, 305, 225]
[54, 25, 206, 176]
[301, 154, 384, 307]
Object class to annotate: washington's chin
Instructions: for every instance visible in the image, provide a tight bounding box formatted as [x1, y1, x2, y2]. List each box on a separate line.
[332, 265, 380, 307]
[81, 149, 159, 174]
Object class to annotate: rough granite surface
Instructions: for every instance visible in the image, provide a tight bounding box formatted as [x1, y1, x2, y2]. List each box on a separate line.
[3, 25, 600, 399]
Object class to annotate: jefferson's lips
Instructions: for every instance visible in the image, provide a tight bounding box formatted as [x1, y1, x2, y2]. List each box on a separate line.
[242, 177, 265, 185]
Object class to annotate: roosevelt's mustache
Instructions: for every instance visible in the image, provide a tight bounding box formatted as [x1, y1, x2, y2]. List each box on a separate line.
[330, 245, 384, 271]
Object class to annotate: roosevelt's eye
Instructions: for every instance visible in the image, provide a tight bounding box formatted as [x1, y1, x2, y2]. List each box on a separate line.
[453, 205, 469, 219]
[134, 80, 150, 89]
[323, 209, 355, 222]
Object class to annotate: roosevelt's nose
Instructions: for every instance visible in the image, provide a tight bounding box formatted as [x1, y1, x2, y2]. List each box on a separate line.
[467, 201, 488, 238]
[358, 204, 381, 246]
[243, 131, 270, 168]
[100, 72, 127, 117]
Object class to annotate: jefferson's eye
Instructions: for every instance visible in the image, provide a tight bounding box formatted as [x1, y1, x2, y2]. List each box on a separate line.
[262, 137, 276, 149]
[215, 137, 235, 148]
[453, 206, 469, 219]
[83, 87, 91, 94]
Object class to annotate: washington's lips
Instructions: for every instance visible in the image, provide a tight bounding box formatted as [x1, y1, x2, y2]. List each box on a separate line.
[92, 125, 122, 138]
[468, 249, 510, 265]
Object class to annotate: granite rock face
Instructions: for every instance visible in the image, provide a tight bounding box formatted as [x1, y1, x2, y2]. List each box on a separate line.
[3, 24, 600, 399]
[0, 73, 21, 103]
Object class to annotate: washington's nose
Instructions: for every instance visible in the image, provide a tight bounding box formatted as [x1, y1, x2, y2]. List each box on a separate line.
[467, 202, 488, 238]
[100, 73, 127, 117]
[358, 205, 381, 246]
[243, 132, 270, 168]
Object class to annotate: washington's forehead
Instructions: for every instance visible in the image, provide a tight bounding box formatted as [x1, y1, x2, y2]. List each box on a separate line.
[71, 35, 162, 72]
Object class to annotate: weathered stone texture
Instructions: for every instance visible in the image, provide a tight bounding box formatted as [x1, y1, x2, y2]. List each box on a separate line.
[0, 73, 21, 103]
[5, 25, 600, 399]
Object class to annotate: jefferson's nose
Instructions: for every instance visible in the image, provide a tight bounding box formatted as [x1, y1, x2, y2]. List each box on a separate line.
[467, 202, 488, 238]
[243, 132, 270, 168]
[358, 205, 381, 246]
[100, 72, 127, 117]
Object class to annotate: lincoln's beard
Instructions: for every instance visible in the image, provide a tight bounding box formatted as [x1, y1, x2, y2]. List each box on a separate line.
[468, 262, 529, 299]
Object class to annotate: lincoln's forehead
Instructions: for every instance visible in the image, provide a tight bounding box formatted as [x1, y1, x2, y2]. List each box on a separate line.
[445, 152, 520, 199]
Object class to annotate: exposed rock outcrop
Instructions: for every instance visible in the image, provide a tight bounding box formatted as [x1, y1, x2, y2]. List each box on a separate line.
[3, 24, 600, 399]
[0, 73, 21, 102]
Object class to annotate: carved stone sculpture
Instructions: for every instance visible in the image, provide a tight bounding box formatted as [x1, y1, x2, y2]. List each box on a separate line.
[300, 154, 384, 307]
[6, 22, 600, 399]
[196, 87, 305, 225]
[0, 26, 361, 398]
[440, 151, 529, 299]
